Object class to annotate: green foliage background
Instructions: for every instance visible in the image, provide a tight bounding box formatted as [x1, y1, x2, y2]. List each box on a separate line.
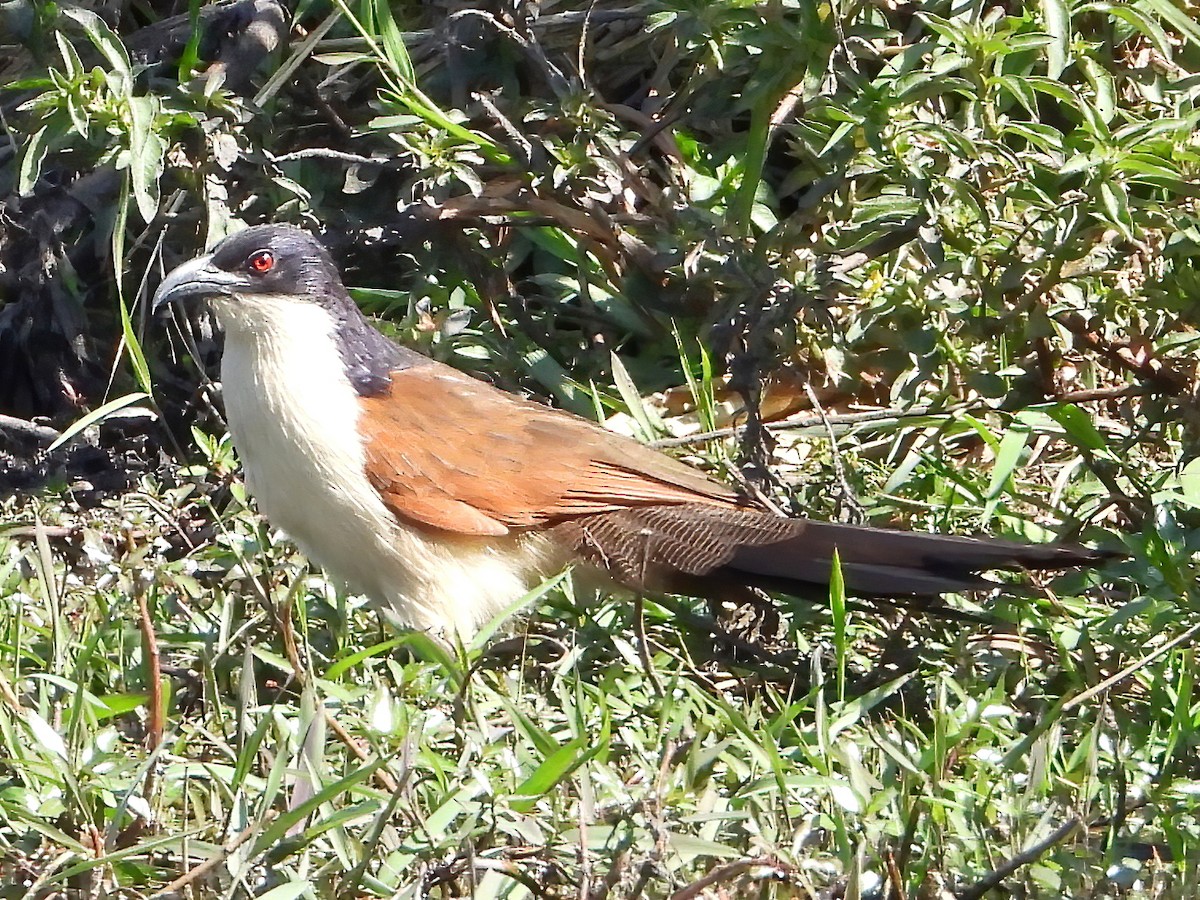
[1, 0, 1200, 895]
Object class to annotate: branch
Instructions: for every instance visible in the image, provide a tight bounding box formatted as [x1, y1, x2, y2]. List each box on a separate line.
[670, 857, 794, 900]
[149, 812, 275, 898]
[0, 413, 61, 445]
[957, 817, 1082, 900]
[650, 385, 1146, 449]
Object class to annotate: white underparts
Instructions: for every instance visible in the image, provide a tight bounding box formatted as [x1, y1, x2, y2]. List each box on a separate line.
[211, 294, 554, 637]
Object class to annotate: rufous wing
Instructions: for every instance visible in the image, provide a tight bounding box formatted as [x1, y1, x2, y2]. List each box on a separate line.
[358, 361, 742, 536]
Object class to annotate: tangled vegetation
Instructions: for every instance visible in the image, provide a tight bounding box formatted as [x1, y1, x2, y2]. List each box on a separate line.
[2, 0, 1200, 895]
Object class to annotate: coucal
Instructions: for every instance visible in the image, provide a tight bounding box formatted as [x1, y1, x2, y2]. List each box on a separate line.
[153, 224, 1108, 636]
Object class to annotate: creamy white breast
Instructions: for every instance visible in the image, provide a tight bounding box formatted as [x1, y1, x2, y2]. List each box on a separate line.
[210, 294, 553, 637]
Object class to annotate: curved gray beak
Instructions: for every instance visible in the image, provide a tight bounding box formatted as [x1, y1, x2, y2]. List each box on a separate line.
[152, 254, 245, 312]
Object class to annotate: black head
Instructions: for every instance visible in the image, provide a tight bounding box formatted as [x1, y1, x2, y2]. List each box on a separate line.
[152, 224, 352, 313]
[153, 222, 419, 395]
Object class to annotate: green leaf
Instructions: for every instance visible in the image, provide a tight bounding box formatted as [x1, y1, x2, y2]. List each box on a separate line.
[112, 176, 154, 392]
[1098, 177, 1135, 239]
[331, 0, 508, 164]
[523, 345, 592, 415]
[1040, 0, 1071, 78]
[1077, 95, 1112, 140]
[666, 833, 742, 860]
[1044, 404, 1107, 451]
[1060, 150, 1104, 175]
[0, 801, 89, 854]
[900, 121, 977, 158]
[918, 13, 969, 48]
[47, 392, 151, 453]
[995, 75, 1039, 118]
[396, 631, 463, 686]
[829, 674, 915, 738]
[252, 758, 388, 854]
[982, 424, 1030, 524]
[257, 883, 312, 900]
[829, 549, 847, 704]
[24, 711, 68, 761]
[370, 0, 414, 82]
[850, 193, 922, 225]
[497, 696, 559, 759]
[54, 829, 205, 882]
[232, 715, 274, 793]
[470, 570, 571, 651]
[1116, 152, 1183, 183]
[251, 646, 295, 673]
[1179, 458, 1200, 508]
[1024, 76, 1081, 109]
[17, 125, 51, 194]
[125, 95, 164, 224]
[94, 692, 149, 719]
[897, 75, 976, 104]
[609, 351, 662, 441]
[1002, 33, 1056, 53]
[511, 729, 607, 813]
[324, 637, 407, 681]
[1082, 2, 1173, 57]
[1138, 0, 1200, 48]
[178, 0, 204, 78]
[62, 8, 131, 89]
[1115, 115, 1199, 146]
[1077, 55, 1117, 122]
[54, 32, 82, 81]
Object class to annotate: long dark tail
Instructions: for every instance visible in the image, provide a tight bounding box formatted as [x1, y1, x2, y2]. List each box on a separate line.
[552, 504, 1114, 599]
[728, 518, 1112, 596]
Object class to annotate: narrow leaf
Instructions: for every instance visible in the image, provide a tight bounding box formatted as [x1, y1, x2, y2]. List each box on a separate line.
[829, 549, 847, 703]
[47, 392, 150, 453]
[126, 95, 164, 224]
[17, 126, 50, 194]
[1041, 0, 1071, 78]
[609, 351, 661, 442]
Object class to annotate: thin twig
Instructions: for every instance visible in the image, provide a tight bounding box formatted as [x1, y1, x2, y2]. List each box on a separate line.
[324, 709, 399, 793]
[263, 576, 401, 794]
[472, 858, 551, 897]
[315, 4, 654, 53]
[1057, 314, 1189, 395]
[652, 400, 975, 447]
[150, 813, 275, 898]
[137, 585, 164, 757]
[632, 594, 664, 697]
[802, 381, 864, 523]
[669, 857, 793, 900]
[957, 816, 1082, 900]
[1063, 620, 1200, 713]
[445, 8, 571, 97]
[1047, 384, 1144, 404]
[267, 148, 392, 166]
[473, 91, 534, 165]
[650, 384, 1146, 449]
[885, 849, 907, 900]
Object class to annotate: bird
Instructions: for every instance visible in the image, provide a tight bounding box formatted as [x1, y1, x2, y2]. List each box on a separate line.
[153, 223, 1111, 637]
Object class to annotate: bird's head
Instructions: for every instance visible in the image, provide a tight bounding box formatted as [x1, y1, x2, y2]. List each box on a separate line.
[153, 224, 353, 331]
[153, 222, 413, 392]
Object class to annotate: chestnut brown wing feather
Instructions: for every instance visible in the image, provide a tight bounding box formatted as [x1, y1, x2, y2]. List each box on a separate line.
[359, 362, 740, 536]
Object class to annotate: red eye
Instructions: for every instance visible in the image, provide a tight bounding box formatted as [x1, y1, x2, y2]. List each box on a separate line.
[247, 250, 274, 274]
